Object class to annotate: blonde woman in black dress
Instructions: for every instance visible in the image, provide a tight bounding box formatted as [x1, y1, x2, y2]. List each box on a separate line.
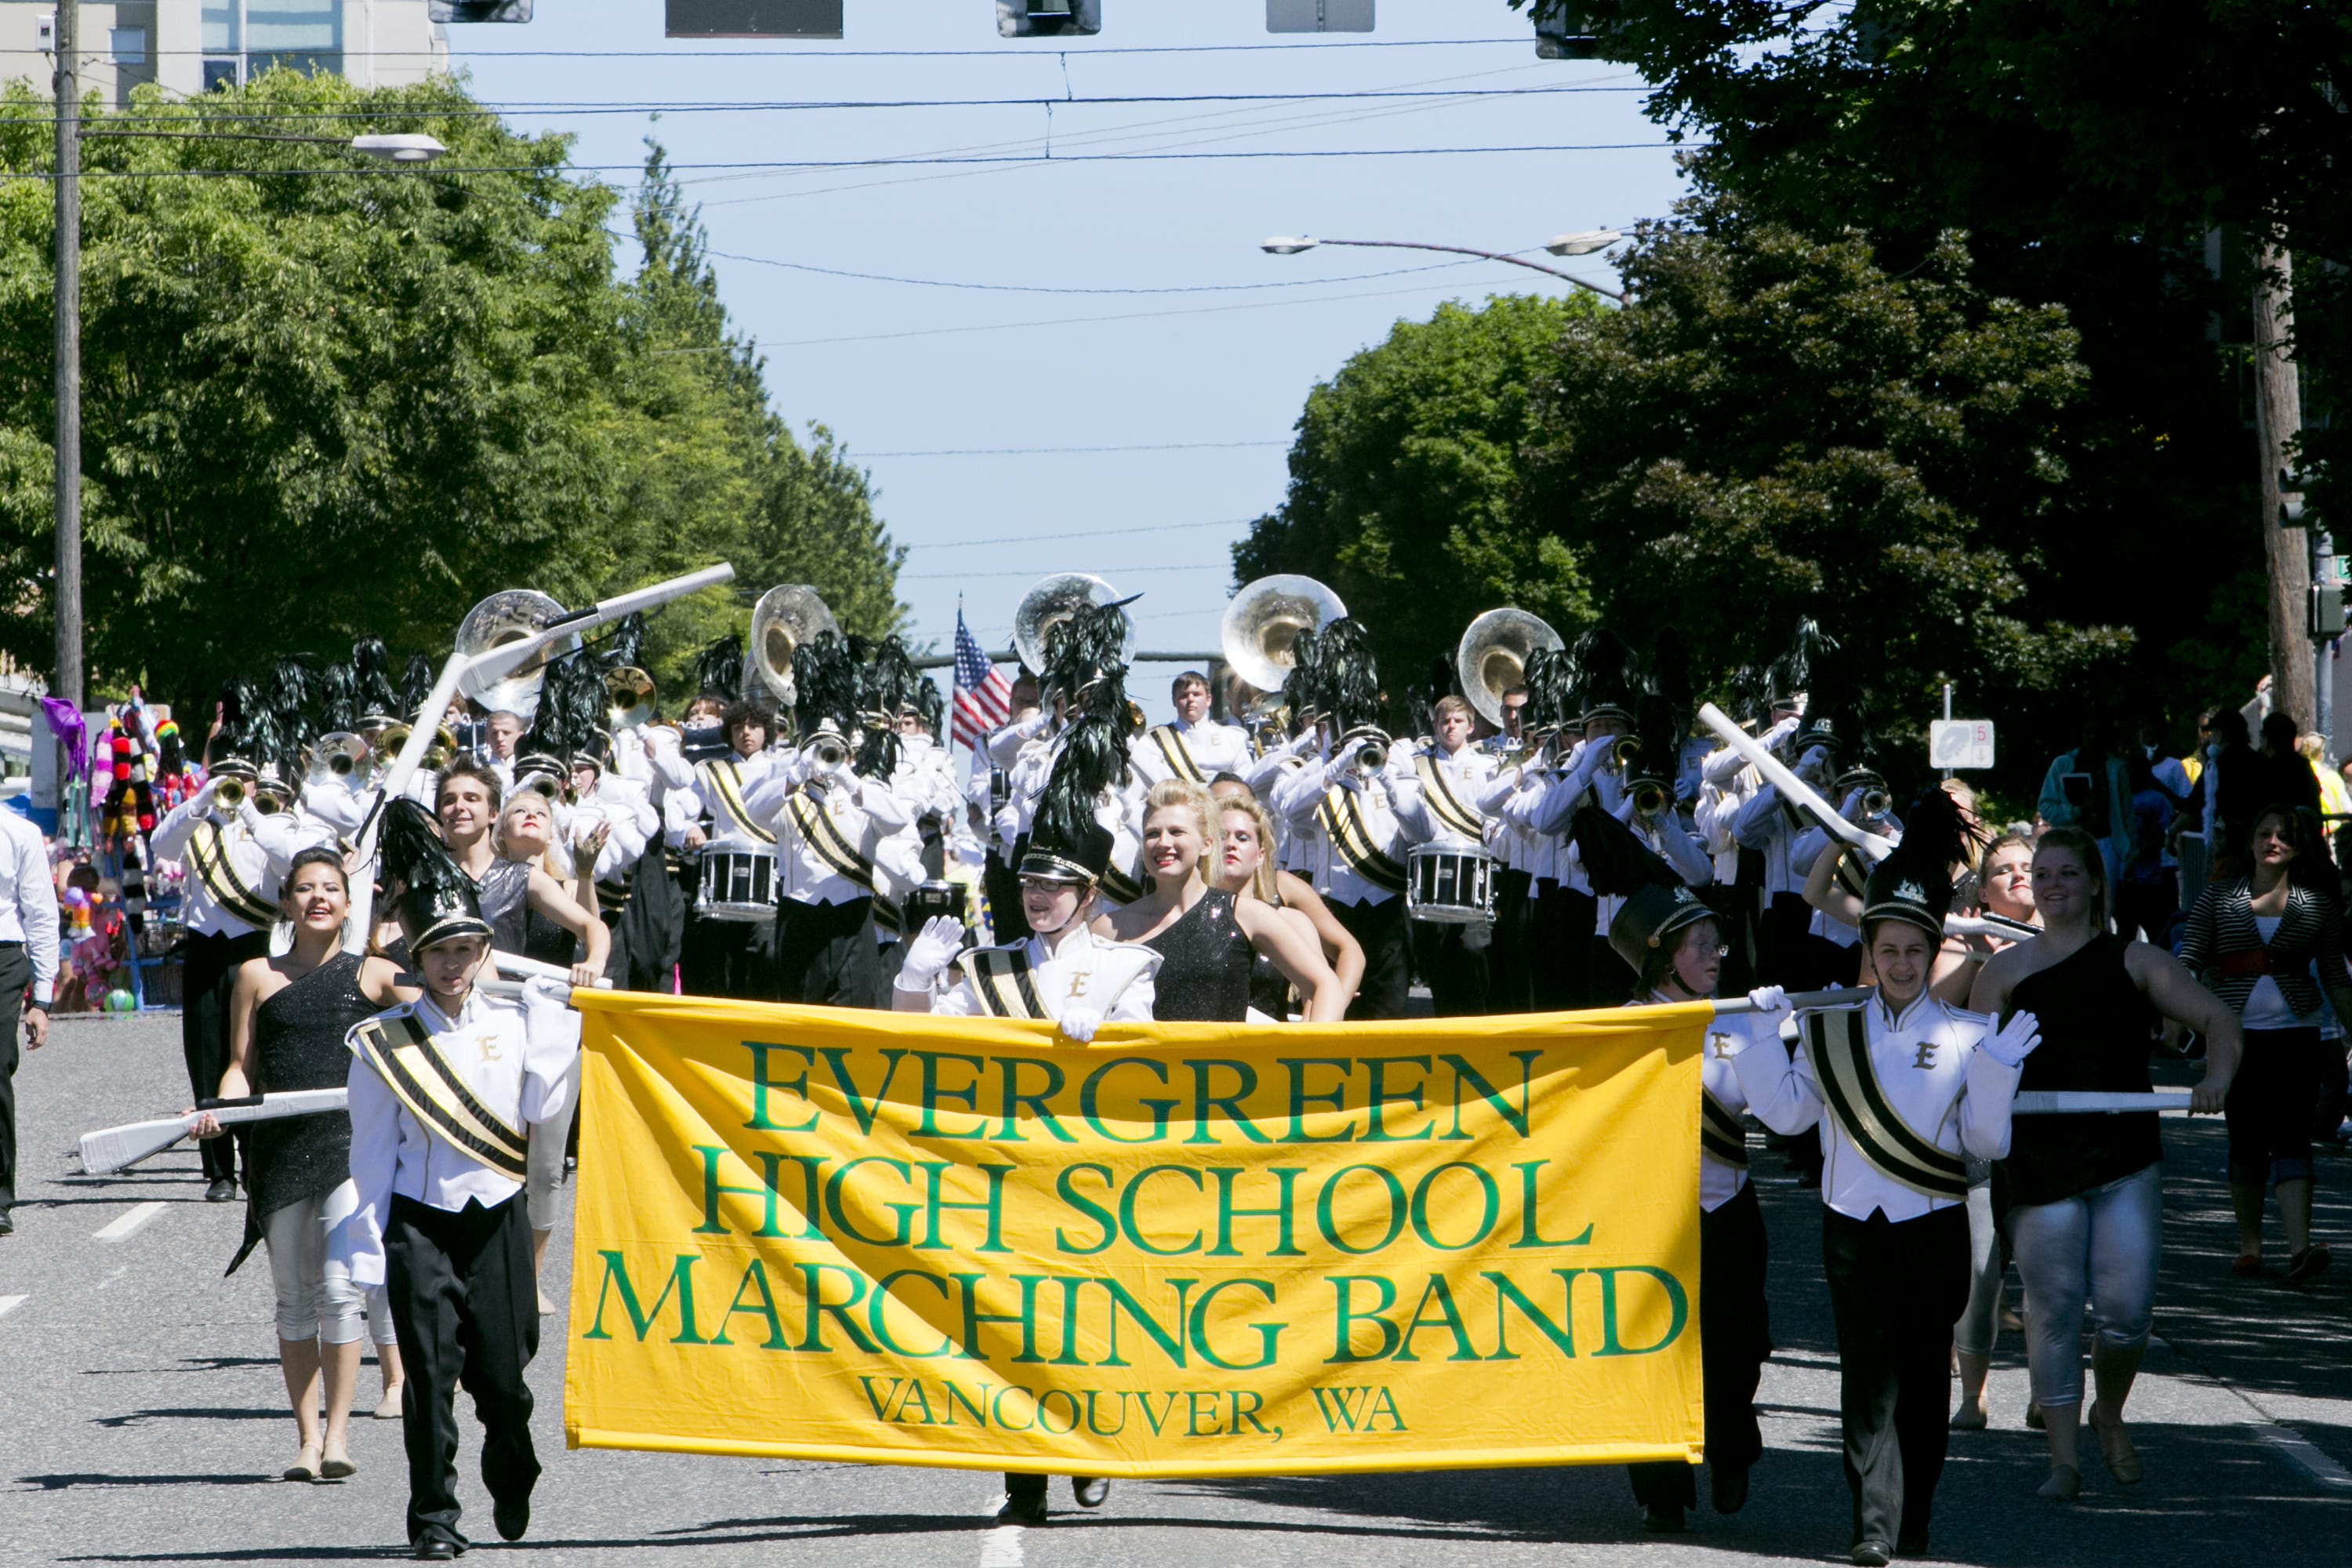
[190, 848, 418, 1479]
[1101, 779, 1345, 1022]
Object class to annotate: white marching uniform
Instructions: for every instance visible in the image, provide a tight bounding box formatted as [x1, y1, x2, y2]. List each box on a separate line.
[1131, 717, 1252, 788]
[925, 927, 1162, 1023]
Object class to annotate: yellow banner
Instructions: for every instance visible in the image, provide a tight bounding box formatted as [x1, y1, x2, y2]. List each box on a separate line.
[562, 993, 1708, 1477]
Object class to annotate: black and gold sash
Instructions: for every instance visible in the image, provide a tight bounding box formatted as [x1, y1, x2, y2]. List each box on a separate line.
[1100, 858, 1144, 906]
[1801, 1007, 1968, 1199]
[349, 1008, 530, 1180]
[1414, 754, 1485, 839]
[701, 759, 775, 844]
[1319, 786, 1409, 894]
[187, 822, 278, 929]
[1700, 1089, 1751, 1168]
[1147, 725, 1207, 785]
[969, 946, 1048, 1019]
[786, 792, 899, 933]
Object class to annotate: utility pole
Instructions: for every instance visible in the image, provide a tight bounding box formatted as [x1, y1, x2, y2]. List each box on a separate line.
[52, 0, 81, 713]
[2253, 241, 2312, 730]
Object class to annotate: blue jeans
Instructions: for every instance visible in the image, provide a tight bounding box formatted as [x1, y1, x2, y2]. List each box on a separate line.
[2009, 1163, 2162, 1410]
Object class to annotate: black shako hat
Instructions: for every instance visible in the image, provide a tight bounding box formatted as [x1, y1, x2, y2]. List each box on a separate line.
[1571, 803, 1713, 976]
[1859, 788, 1980, 942]
[1019, 814, 1114, 886]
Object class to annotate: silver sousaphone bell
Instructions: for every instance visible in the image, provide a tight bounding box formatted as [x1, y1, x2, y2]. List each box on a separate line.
[455, 589, 580, 724]
[746, 584, 840, 711]
[1456, 608, 1564, 729]
[1011, 572, 1138, 677]
[305, 731, 371, 790]
[1221, 575, 1345, 699]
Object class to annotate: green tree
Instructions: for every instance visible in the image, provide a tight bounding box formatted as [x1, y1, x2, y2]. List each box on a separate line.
[0, 77, 902, 720]
[1233, 292, 1602, 705]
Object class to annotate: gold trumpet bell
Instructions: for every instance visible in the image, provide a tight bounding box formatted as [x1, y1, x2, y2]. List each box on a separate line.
[374, 723, 458, 771]
[1455, 608, 1564, 728]
[1221, 575, 1346, 695]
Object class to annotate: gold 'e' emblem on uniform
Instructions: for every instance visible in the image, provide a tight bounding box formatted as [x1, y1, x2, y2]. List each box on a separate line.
[1066, 973, 1090, 999]
[1913, 1042, 1938, 1069]
[479, 1033, 503, 1063]
[1708, 1033, 1737, 1058]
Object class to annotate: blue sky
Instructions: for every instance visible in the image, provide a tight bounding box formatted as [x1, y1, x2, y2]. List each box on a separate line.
[448, 1, 1692, 722]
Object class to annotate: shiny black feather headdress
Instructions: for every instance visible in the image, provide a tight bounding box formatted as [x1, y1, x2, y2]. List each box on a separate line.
[378, 797, 492, 953]
[353, 638, 398, 724]
[399, 654, 435, 721]
[317, 663, 358, 735]
[1860, 788, 1982, 940]
[1316, 617, 1381, 731]
[695, 634, 744, 706]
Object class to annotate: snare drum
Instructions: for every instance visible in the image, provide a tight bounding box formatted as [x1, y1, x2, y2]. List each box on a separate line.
[904, 880, 969, 929]
[694, 848, 777, 922]
[1406, 844, 1495, 924]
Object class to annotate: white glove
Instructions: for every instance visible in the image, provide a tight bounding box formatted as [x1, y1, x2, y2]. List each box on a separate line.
[1761, 714, 1801, 750]
[1980, 1010, 2042, 1068]
[1058, 1005, 1104, 1045]
[1745, 985, 1790, 1020]
[893, 914, 964, 993]
[1795, 746, 1832, 786]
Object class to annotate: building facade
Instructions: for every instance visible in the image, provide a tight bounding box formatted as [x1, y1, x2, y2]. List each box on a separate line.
[0, 0, 449, 107]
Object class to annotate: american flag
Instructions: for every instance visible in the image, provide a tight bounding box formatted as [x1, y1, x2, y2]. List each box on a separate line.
[950, 608, 1013, 749]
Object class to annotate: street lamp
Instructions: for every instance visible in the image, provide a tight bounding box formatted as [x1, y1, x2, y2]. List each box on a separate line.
[1259, 233, 1625, 302]
[48, 0, 445, 775]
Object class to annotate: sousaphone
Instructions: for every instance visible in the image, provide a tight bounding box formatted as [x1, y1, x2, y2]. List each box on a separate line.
[1456, 608, 1563, 728]
[1011, 572, 1137, 677]
[746, 584, 840, 709]
[454, 590, 579, 723]
[1220, 575, 1345, 699]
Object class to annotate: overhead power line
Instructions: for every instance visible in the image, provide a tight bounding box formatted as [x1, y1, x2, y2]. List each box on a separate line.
[906, 519, 1255, 548]
[868, 441, 1287, 456]
[688, 246, 1529, 296]
[113, 38, 1551, 60]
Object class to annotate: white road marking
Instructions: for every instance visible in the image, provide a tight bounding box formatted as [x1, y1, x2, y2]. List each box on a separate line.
[978, 1486, 1022, 1568]
[0, 1294, 25, 1319]
[93, 1202, 167, 1242]
[2151, 1334, 2352, 1490]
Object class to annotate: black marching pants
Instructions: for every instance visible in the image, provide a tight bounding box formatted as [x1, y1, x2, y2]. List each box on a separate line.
[984, 850, 1029, 945]
[1628, 1181, 1773, 1510]
[1332, 896, 1409, 1020]
[385, 1192, 541, 1551]
[775, 895, 884, 1009]
[1530, 884, 1595, 1011]
[680, 913, 778, 1001]
[180, 928, 268, 1185]
[1490, 867, 1532, 1012]
[0, 944, 27, 1208]
[1410, 915, 1491, 1017]
[1822, 1204, 1970, 1550]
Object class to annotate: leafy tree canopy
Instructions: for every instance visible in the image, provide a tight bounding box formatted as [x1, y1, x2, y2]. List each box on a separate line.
[0, 72, 900, 719]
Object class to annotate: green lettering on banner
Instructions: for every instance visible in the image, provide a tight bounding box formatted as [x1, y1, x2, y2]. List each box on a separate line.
[815, 1046, 910, 1136]
[867, 1270, 956, 1358]
[1391, 1274, 1480, 1363]
[1511, 1159, 1593, 1248]
[1408, 1162, 1500, 1251]
[1120, 1165, 1205, 1256]
[1483, 1269, 1585, 1360]
[1279, 1058, 1358, 1142]
[1185, 1059, 1273, 1145]
[950, 1271, 1053, 1364]
[1316, 1164, 1407, 1254]
[691, 1145, 800, 1238]
[913, 1050, 988, 1138]
[1100, 1279, 1193, 1369]
[795, 1261, 881, 1353]
[1054, 1163, 1118, 1254]
[1080, 1058, 1177, 1143]
[1439, 1051, 1541, 1139]
[709, 1258, 789, 1350]
[742, 1042, 822, 1133]
[1593, 1265, 1689, 1357]
[1325, 1275, 1401, 1363]
[915, 1160, 1012, 1253]
[1207, 1165, 1305, 1258]
[583, 1251, 706, 1345]
[942, 1380, 989, 1426]
[993, 1056, 1076, 1143]
[1361, 1055, 1434, 1142]
[1185, 1390, 1225, 1436]
[823, 1156, 919, 1247]
[1083, 1389, 1127, 1435]
[1187, 1279, 1283, 1370]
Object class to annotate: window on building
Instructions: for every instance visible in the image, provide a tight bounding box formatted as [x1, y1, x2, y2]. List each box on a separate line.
[109, 27, 147, 64]
[246, 0, 340, 75]
[202, 57, 239, 92]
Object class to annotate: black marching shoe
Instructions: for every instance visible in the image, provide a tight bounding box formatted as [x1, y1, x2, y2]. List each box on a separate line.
[1852, 1541, 1893, 1567]
[412, 1537, 459, 1562]
[1072, 1476, 1110, 1509]
[1711, 1464, 1749, 1515]
[204, 1178, 237, 1203]
[493, 1495, 530, 1542]
[0, 1207, 14, 1237]
[1641, 1502, 1686, 1534]
[996, 1476, 1049, 1526]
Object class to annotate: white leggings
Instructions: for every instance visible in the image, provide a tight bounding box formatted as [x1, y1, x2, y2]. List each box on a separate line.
[526, 1054, 583, 1232]
[263, 1194, 394, 1347]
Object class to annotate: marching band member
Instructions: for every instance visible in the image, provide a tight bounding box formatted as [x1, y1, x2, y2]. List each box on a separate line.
[891, 812, 1160, 1526]
[340, 804, 582, 1560]
[1131, 669, 1252, 788]
[1728, 796, 2039, 1566]
[1572, 805, 1775, 1534]
[1396, 694, 1499, 1015]
[1572, 695, 1714, 1002]
[151, 729, 327, 1202]
[1269, 622, 1415, 1020]
[746, 715, 909, 1009]
[666, 698, 788, 999]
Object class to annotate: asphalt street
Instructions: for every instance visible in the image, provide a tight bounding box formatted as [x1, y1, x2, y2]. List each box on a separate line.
[5, 1011, 2349, 1566]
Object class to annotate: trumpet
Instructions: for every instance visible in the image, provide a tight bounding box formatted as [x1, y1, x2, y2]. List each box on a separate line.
[1604, 733, 1642, 770]
[1859, 786, 1893, 822]
[1338, 725, 1392, 782]
[807, 733, 851, 771]
[1632, 778, 1668, 817]
[376, 723, 458, 772]
[520, 772, 570, 806]
[215, 776, 246, 811]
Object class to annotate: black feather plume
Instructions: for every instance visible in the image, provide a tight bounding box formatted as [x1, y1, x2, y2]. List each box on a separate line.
[379, 797, 463, 903]
[695, 635, 744, 704]
[400, 654, 435, 720]
[604, 612, 646, 673]
[317, 663, 358, 734]
[353, 638, 397, 720]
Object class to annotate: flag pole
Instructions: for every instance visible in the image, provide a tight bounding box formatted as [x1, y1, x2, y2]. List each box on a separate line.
[950, 593, 966, 771]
